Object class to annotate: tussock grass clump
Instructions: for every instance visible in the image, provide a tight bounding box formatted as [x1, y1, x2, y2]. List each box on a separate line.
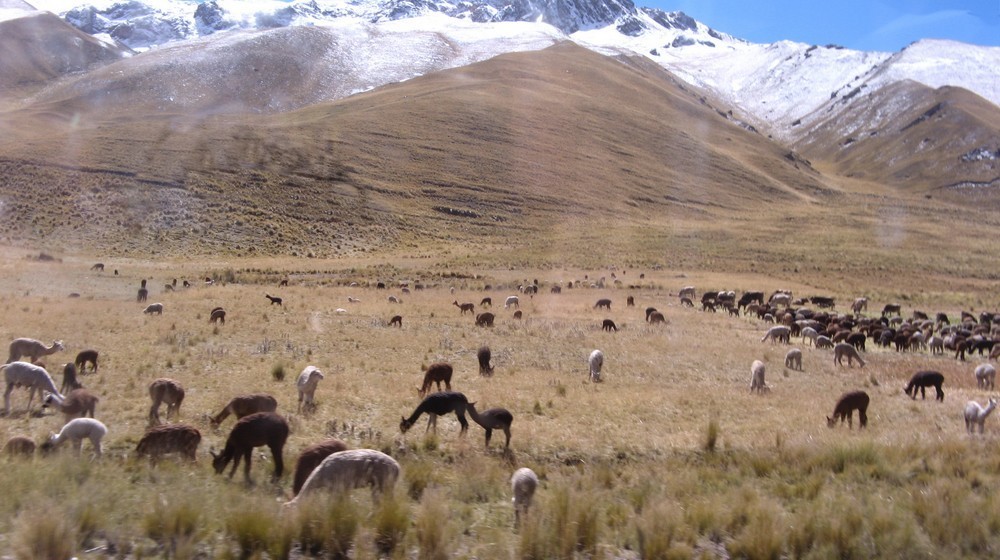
[12, 502, 76, 560]
[414, 488, 452, 560]
[142, 497, 203, 556]
[373, 491, 409, 556]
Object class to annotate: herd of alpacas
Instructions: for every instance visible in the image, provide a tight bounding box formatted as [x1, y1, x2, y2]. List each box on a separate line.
[3, 273, 1000, 529]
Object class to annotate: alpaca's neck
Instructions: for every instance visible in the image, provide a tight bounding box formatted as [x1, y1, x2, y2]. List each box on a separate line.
[982, 402, 997, 419]
[212, 407, 231, 424]
[466, 404, 484, 427]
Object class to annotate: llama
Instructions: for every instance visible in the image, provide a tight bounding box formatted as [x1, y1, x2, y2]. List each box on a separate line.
[418, 363, 453, 397]
[594, 298, 612, 310]
[40, 417, 106, 457]
[504, 295, 519, 309]
[602, 319, 618, 332]
[511, 467, 539, 528]
[136, 423, 201, 462]
[297, 366, 325, 413]
[291, 438, 350, 495]
[467, 401, 514, 449]
[7, 338, 64, 364]
[265, 294, 283, 306]
[480, 297, 492, 307]
[74, 350, 99, 374]
[454, 301, 476, 315]
[211, 411, 289, 483]
[209, 307, 226, 325]
[42, 389, 98, 422]
[964, 398, 998, 434]
[904, 371, 945, 401]
[974, 363, 996, 390]
[389, 315, 403, 327]
[148, 378, 185, 424]
[285, 449, 400, 506]
[827, 391, 870, 429]
[749, 360, 768, 394]
[210, 393, 278, 427]
[478, 346, 494, 376]
[760, 326, 790, 344]
[2, 362, 62, 414]
[2, 435, 36, 457]
[476, 312, 495, 327]
[143, 303, 164, 315]
[833, 343, 866, 368]
[784, 348, 803, 371]
[60, 363, 82, 394]
[588, 349, 604, 383]
[399, 391, 470, 436]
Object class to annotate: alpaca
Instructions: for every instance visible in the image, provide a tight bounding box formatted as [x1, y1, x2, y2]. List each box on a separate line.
[678, 286, 696, 299]
[827, 391, 870, 429]
[399, 391, 470, 436]
[454, 301, 476, 315]
[418, 363, 453, 397]
[2, 362, 62, 414]
[74, 349, 99, 374]
[296, 366, 325, 413]
[388, 295, 401, 304]
[209, 307, 226, 325]
[645, 307, 658, 322]
[137, 287, 148, 302]
[964, 398, 998, 434]
[211, 411, 289, 483]
[60, 363, 82, 394]
[286, 449, 399, 506]
[513, 310, 523, 320]
[588, 349, 604, 383]
[800, 327, 819, 346]
[90, 263, 104, 272]
[2, 435, 36, 457]
[42, 389, 98, 422]
[7, 338, 64, 364]
[210, 393, 278, 428]
[136, 423, 201, 462]
[833, 343, 866, 368]
[291, 438, 350, 495]
[594, 298, 612, 310]
[749, 360, 768, 394]
[511, 467, 539, 528]
[467, 402, 514, 449]
[480, 297, 492, 307]
[40, 417, 106, 457]
[477, 346, 494, 376]
[389, 315, 403, 327]
[881, 303, 902, 317]
[649, 311, 666, 324]
[784, 348, 803, 371]
[143, 303, 164, 315]
[602, 319, 618, 332]
[476, 312, 495, 327]
[815, 336, 834, 349]
[904, 371, 945, 401]
[760, 326, 790, 344]
[504, 295, 519, 309]
[148, 378, 185, 424]
[265, 294, 282, 306]
[974, 363, 996, 390]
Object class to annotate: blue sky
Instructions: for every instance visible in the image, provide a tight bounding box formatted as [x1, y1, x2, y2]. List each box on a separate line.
[648, 1, 1000, 51]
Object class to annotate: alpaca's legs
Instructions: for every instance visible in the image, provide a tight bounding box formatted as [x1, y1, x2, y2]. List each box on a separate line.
[270, 442, 284, 480]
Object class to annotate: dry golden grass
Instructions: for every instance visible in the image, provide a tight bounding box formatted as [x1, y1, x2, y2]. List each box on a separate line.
[0, 246, 998, 557]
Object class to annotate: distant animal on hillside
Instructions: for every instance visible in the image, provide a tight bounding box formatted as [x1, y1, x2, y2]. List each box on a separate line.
[974, 363, 996, 390]
[265, 294, 282, 306]
[418, 363, 453, 397]
[476, 312, 495, 327]
[511, 467, 539, 528]
[504, 296, 519, 309]
[480, 297, 492, 307]
[209, 307, 226, 325]
[594, 298, 612, 310]
[588, 349, 604, 383]
[784, 348, 802, 371]
[454, 301, 476, 315]
[137, 288, 148, 302]
[602, 319, 618, 332]
[904, 371, 945, 401]
[964, 398, 998, 434]
[143, 303, 164, 315]
[90, 263, 104, 272]
[827, 391, 869, 429]
[297, 366, 325, 413]
[478, 346, 494, 376]
[148, 378, 185, 424]
[749, 360, 768, 394]
[389, 315, 403, 327]
[833, 343, 866, 368]
[74, 350, 99, 373]
[400, 391, 470, 437]
[760, 326, 790, 344]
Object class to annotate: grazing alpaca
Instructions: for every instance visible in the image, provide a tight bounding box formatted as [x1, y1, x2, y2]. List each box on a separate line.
[588, 349, 604, 383]
[7, 338, 64, 364]
[511, 467, 539, 528]
[784, 348, 802, 371]
[904, 371, 945, 401]
[2, 362, 62, 414]
[265, 294, 283, 306]
[749, 360, 768, 394]
[827, 391, 870, 429]
[399, 391, 470, 436]
[480, 297, 492, 307]
[504, 295, 519, 309]
[42, 389, 98, 422]
[627, 295, 635, 307]
[209, 307, 226, 325]
[40, 417, 106, 457]
[137, 287, 148, 302]
[143, 303, 164, 315]
[648, 311, 665, 324]
[680, 297, 694, 307]
[389, 315, 403, 328]
[851, 297, 868, 314]
[388, 295, 401, 304]
[297, 366, 325, 413]
[291, 438, 350, 495]
[513, 310, 523, 320]
[74, 349, 99, 373]
[594, 298, 612, 310]
[645, 307, 658, 321]
[454, 301, 476, 315]
[476, 312, 495, 327]
[286, 449, 400, 506]
[833, 343, 866, 368]
[211, 412, 289, 483]
[974, 363, 996, 390]
[3, 435, 36, 457]
[418, 363, 453, 397]
[467, 402, 514, 449]
[602, 319, 618, 332]
[678, 286, 696, 299]
[211, 393, 278, 427]
[478, 346, 494, 376]
[136, 423, 201, 462]
[90, 263, 104, 271]
[61, 363, 82, 394]
[964, 398, 998, 434]
[148, 378, 185, 424]
[760, 326, 790, 344]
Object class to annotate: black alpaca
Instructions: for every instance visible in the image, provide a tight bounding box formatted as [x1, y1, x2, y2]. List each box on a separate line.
[904, 371, 945, 401]
[400, 392, 469, 436]
[477, 346, 494, 376]
[827, 391, 870, 429]
[265, 294, 282, 306]
[602, 319, 618, 332]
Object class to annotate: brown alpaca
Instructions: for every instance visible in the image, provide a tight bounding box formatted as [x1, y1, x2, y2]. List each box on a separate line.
[467, 402, 514, 449]
[292, 438, 349, 495]
[827, 391, 870, 429]
[476, 312, 495, 327]
[74, 350, 99, 373]
[454, 301, 476, 315]
[136, 423, 201, 463]
[148, 378, 185, 424]
[2, 435, 36, 457]
[42, 389, 98, 422]
[210, 393, 278, 428]
[418, 363, 453, 397]
[209, 307, 226, 325]
[389, 315, 403, 327]
[211, 412, 289, 483]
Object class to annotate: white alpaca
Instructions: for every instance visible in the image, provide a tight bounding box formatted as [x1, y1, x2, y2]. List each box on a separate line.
[284, 449, 400, 507]
[511, 467, 539, 527]
[974, 363, 996, 390]
[678, 286, 695, 299]
[297, 366, 325, 412]
[504, 295, 519, 309]
[588, 349, 604, 383]
[800, 327, 819, 346]
[143, 303, 164, 315]
[42, 417, 107, 457]
[784, 348, 802, 371]
[749, 360, 768, 394]
[964, 398, 998, 434]
[3, 362, 62, 414]
[7, 338, 64, 364]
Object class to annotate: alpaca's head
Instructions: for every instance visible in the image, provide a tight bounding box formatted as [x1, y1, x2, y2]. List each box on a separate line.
[826, 416, 836, 428]
[399, 417, 414, 433]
